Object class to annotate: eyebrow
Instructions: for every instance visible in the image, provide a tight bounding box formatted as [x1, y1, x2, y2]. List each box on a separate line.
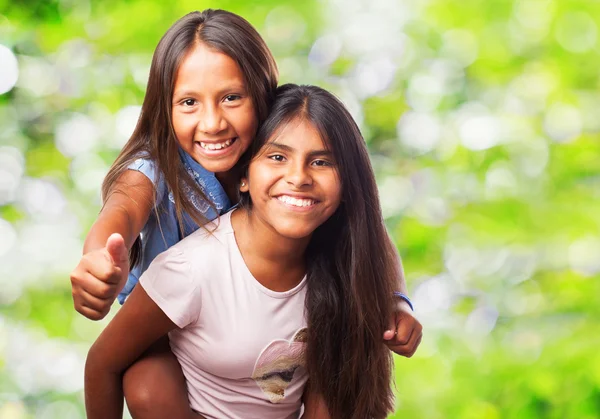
[173, 84, 247, 99]
[265, 142, 334, 159]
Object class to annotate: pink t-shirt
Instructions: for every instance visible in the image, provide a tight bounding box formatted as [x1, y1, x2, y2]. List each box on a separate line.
[140, 210, 308, 419]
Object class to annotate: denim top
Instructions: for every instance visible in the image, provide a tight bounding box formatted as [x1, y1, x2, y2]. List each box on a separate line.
[117, 148, 232, 304]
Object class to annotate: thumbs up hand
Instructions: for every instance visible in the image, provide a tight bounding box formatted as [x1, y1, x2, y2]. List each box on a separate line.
[70, 233, 130, 321]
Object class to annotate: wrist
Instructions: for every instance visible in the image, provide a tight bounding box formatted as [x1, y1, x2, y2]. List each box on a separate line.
[392, 291, 414, 311]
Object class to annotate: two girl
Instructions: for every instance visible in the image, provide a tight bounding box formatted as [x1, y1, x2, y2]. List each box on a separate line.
[72, 8, 422, 418]
[86, 83, 399, 419]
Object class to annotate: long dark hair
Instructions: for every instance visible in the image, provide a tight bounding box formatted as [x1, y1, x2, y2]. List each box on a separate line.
[102, 9, 278, 267]
[240, 84, 396, 418]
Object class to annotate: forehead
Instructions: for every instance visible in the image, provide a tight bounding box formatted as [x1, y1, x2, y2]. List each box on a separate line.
[270, 118, 327, 150]
[174, 42, 246, 92]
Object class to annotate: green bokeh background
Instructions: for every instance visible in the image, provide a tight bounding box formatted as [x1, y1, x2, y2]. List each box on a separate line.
[1, 0, 599, 418]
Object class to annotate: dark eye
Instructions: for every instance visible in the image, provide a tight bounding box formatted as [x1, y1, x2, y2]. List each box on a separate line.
[224, 94, 241, 102]
[269, 154, 286, 162]
[183, 99, 196, 107]
[312, 159, 332, 167]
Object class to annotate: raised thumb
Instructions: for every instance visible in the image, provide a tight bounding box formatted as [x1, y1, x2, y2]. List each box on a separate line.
[106, 233, 128, 267]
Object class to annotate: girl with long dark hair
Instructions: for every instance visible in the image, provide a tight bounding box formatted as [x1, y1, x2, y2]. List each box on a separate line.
[85, 84, 415, 418]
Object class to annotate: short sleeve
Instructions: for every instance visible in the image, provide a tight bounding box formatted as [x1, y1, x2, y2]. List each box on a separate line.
[127, 157, 166, 204]
[139, 247, 202, 328]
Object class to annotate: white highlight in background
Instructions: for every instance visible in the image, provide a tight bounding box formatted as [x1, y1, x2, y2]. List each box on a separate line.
[0, 218, 16, 257]
[379, 176, 414, 218]
[20, 178, 67, 218]
[465, 306, 499, 336]
[70, 152, 108, 195]
[16, 56, 59, 96]
[352, 56, 397, 98]
[543, 102, 582, 143]
[569, 236, 600, 276]
[309, 34, 342, 67]
[555, 11, 597, 54]
[0, 44, 18, 94]
[397, 111, 441, 154]
[0, 146, 24, 205]
[55, 113, 99, 157]
[440, 29, 479, 67]
[114, 105, 142, 148]
[455, 104, 502, 151]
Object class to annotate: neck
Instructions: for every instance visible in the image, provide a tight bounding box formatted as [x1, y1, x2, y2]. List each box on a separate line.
[231, 208, 310, 292]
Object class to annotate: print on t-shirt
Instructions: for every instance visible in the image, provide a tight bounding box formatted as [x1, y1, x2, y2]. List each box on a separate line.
[251, 327, 308, 403]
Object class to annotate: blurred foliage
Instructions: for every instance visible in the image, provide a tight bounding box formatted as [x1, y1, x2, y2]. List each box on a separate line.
[1, 0, 599, 418]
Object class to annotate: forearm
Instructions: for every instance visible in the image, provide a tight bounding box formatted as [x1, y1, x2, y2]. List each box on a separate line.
[85, 349, 125, 419]
[83, 170, 155, 254]
[386, 230, 407, 294]
[83, 207, 136, 254]
[83, 285, 178, 417]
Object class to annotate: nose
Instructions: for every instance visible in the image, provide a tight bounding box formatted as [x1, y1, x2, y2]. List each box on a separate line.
[198, 104, 227, 135]
[285, 161, 312, 188]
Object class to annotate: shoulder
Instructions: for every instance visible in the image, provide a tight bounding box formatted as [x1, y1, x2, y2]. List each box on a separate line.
[176, 212, 234, 263]
[144, 245, 191, 279]
[177, 218, 231, 251]
[127, 155, 160, 184]
[126, 155, 169, 202]
[140, 245, 203, 328]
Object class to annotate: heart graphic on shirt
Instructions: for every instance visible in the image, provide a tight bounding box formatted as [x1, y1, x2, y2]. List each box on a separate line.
[251, 328, 308, 403]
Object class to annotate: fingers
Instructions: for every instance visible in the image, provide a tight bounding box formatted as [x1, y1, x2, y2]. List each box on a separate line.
[383, 310, 398, 341]
[78, 271, 119, 300]
[71, 284, 113, 321]
[71, 266, 120, 320]
[394, 313, 415, 345]
[385, 313, 423, 358]
[106, 233, 129, 267]
[72, 287, 115, 321]
[80, 250, 124, 285]
[76, 303, 110, 321]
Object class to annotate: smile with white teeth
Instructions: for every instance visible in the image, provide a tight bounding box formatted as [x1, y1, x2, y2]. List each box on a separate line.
[277, 195, 316, 207]
[199, 138, 235, 150]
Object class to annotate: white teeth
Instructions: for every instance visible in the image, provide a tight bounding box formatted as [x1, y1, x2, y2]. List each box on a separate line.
[199, 138, 234, 150]
[277, 196, 316, 207]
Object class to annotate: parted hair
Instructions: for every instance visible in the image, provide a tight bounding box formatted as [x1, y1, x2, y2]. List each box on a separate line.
[240, 84, 396, 419]
[101, 9, 278, 267]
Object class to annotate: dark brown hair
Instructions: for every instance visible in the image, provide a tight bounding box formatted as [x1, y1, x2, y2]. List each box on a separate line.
[101, 9, 278, 267]
[240, 84, 396, 418]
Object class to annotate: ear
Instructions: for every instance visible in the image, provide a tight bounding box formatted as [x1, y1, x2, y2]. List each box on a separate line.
[239, 177, 249, 193]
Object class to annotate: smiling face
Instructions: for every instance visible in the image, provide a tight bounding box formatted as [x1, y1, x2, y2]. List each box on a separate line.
[171, 42, 258, 174]
[240, 118, 343, 240]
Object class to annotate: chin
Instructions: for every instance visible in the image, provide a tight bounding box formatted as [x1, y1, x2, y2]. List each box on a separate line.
[197, 158, 237, 174]
[275, 226, 315, 240]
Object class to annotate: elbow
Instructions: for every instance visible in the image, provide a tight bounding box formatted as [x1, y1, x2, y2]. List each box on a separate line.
[85, 341, 119, 384]
[85, 342, 102, 385]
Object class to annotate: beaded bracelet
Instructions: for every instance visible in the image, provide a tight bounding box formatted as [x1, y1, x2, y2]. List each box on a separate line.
[392, 291, 414, 311]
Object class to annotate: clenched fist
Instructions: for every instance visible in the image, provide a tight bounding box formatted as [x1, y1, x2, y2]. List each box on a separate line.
[383, 300, 423, 358]
[70, 233, 129, 320]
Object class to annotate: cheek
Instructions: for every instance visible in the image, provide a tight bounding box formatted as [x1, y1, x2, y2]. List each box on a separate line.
[247, 164, 274, 196]
[171, 112, 194, 137]
[326, 179, 343, 209]
[235, 106, 259, 138]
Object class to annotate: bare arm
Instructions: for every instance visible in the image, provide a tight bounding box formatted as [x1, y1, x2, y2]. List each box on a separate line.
[386, 229, 408, 296]
[70, 170, 155, 320]
[84, 284, 177, 419]
[85, 170, 155, 252]
[383, 229, 423, 357]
